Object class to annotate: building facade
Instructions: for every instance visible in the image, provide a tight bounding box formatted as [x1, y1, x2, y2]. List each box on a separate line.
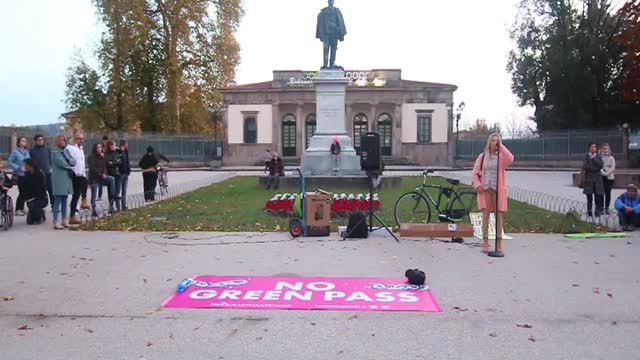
[221, 69, 457, 166]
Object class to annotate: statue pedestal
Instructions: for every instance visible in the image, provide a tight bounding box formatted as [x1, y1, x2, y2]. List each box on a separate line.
[301, 69, 362, 176]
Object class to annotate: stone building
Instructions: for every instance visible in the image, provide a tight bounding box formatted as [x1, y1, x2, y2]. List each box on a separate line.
[221, 69, 457, 166]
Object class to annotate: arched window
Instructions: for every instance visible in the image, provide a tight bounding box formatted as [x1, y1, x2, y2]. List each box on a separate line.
[305, 114, 316, 149]
[282, 114, 296, 157]
[353, 113, 368, 155]
[377, 113, 393, 156]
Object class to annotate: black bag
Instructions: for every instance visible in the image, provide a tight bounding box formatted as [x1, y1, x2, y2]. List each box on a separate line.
[346, 212, 368, 239]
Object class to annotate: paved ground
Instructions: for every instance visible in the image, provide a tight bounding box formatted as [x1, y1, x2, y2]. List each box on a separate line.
[0, 230, 639, 359]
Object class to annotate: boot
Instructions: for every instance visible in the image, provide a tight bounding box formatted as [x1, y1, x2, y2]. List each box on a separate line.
[80, 198, 90, 210]
[69, 214, 81, 225]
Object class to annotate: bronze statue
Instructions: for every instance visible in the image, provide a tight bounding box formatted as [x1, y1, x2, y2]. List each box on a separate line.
[316, 0, 347, 69]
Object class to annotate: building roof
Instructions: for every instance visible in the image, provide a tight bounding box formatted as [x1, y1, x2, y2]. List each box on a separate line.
[222, 79, 457, 92]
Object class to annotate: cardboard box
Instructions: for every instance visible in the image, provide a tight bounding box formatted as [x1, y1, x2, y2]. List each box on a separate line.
[399, 223, 474, 239]
[305, 194, 331, 236]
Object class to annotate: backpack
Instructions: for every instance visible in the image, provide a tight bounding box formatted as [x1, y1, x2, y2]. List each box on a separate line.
[346, 212, 368, 238]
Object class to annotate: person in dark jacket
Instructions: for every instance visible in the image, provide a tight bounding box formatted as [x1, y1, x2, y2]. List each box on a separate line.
[615, 184, 640, 231]
[105, 141, 122, 212]
[118, 140, 131, 211]
[139, 146, 169, 201]
[22, 159, 48, 225]
[87, 143, 115, 217]
[266, 153, 284, 190]
[330, 136, 341, 175]
[582, 143, 604, 221]
[29, 134, 54, 207]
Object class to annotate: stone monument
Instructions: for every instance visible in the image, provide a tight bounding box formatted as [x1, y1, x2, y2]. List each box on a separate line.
[301, 0, 361, 176]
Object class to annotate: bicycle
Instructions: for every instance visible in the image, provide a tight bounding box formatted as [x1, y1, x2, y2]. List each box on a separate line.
[394, 169, 477, 227]
[1, 192, 14, 230]
[157, 165, 169, 196]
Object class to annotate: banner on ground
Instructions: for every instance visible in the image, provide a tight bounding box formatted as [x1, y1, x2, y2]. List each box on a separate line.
[162, 276, 441, 312]
[470, 213, 512, 240]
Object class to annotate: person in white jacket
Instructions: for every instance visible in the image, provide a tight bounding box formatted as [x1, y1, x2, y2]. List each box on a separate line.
[600, 143, 616, 214]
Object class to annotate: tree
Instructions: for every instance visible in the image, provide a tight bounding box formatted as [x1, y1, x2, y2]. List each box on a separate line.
[64, 53, 112, 131]
[508, 0, 634, 130]
[468, 118, 501, 136]
[617, 0, 640, 104]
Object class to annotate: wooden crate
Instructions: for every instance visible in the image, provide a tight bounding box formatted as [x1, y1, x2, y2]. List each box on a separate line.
[399, 223, 474, 239]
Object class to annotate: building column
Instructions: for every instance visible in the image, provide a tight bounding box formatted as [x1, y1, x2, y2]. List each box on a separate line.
[369, 103, 378, 133]
[393, 103, 403, 159]
[296, 103, 304, 157]
[346, 104, 353, 138]
[272, 103, 280, 155]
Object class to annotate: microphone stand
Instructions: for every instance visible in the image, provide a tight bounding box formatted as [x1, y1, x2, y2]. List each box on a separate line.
[488, 145, 504, 258]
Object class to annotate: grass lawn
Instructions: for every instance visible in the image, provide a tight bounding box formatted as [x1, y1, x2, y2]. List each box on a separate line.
[83, 176, 595, 233]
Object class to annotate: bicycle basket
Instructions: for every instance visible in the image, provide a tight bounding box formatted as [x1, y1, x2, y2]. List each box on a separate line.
[449, 209, 468, 220]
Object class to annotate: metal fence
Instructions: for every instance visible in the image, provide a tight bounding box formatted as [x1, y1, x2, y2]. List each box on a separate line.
[457, 129, 626, 161]
[0, 131, 223, 163]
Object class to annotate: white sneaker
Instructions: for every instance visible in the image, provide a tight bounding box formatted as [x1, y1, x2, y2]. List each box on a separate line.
[53, 223, 64, 230]
[15, 210, 25, 216]
[61, 220, 69, 228]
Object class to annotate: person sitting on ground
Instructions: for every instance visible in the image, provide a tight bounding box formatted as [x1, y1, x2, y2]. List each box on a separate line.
[614, 184, 640, 232]
[139, 146, 169, 201]
[22, 158, 48, 225]
[88, 143, 116, 217]
[266, 153, 284, 190]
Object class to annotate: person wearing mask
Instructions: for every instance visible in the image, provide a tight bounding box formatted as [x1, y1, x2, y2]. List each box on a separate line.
[8, 136, 30, 216]
[472, 133, 514, 255]
[87, 143, 115, 218]
[266, 153, 284, 190]
[599, 143, 616, 214]
[29, 134, 54, 207]
[66, 131, 90, 225]
[22, 158, 48, 225]
[105, 141, 122, 212]
[615, 184, 640, 231]
[582, 143, 604, 222]
[139, 146, 169, 201]
[51, 135, 76, 230]
[330, 136, 341, 175]
[118, 140, 131, 211]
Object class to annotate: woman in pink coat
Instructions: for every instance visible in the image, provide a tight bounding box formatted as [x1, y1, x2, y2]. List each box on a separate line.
[472, 133, 514, 254]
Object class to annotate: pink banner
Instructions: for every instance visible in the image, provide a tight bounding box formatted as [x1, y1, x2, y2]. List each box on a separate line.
[162, 276, 441, 312]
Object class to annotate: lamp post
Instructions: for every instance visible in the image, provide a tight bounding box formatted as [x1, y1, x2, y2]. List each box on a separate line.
[454, 102, 465, 160]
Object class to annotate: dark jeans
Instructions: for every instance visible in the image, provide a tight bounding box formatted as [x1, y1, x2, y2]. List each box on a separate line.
[44, 172, 54, 207]
[618, 210, 640, 228]
[120, 174, 129, 210]
[113, 175, 122, 211]
[266, 174, 280, 190]
[143, 172, 158, 201]
[90, 177, 115, 213]
[26, 198, 47, 225]
[70, 176, 88, 217]
[603, 177, 614, 210]
[586, 194, 604, 216]
[15, 175, 26, 211]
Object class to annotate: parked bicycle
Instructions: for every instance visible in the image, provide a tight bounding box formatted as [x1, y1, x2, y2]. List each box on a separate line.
[394, 169, 477, 227]
[1, 192, 14, 230]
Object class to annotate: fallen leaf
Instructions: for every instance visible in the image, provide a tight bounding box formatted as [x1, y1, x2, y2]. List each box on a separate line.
[169, 333, 174, 340]
[572, 284, 580, 287]
[86, 329, 94, 333]
[348, 314, 358, 320]
[593, 288, 601, 295]
[256, 337, 263, 340]
[611, 321, 618, 326]
[516, 324, 533, 329]
[17, 325, 33, 331]
[607, 293, 613, 298]
[528, 336, 536, 342]
[2, 296, 14, 301]
[310, 322, 316, 326]
[489, 332, 497, 337]
[146, 341, 152, 347]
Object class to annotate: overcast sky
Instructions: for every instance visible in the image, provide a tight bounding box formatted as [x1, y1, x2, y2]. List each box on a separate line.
[0, 0, 534, 129]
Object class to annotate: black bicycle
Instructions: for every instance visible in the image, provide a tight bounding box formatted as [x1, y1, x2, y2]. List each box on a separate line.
[1, 192, 14, 231]
[394, 169, 477, 226]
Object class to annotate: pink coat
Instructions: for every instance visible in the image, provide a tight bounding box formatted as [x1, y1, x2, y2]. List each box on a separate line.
[472, 146, 514, 213]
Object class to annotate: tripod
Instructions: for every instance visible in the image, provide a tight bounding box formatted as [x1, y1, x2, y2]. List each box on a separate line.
[342, 172, 400, 242]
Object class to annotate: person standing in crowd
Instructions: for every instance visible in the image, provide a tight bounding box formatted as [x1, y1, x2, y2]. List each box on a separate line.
[118, 140, 130, 211]
[600, 143, 616, 214]
[139, 146, 169, 201]
[29, 134, 54, 207]
[472, 133, 514, 255]
[263, 149, 272, 174]
[97, 135, 110, 201]
[66, 131, 90, 225]
[87, 143, 115, 218]
[330, 136, 341, 175]
[582, 142, 604, 222]
[22, 158, 48, 225]
[8, 136, 30, 216]
[615, 184, 640, 231]
[105, 141, 122, 213]
[51, 135, 75, 230]
[266, 152, 284, 190]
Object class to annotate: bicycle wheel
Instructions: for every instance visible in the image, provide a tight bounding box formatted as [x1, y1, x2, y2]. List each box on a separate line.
[448, 190, 477, 222]
[394, 192, 432, 227]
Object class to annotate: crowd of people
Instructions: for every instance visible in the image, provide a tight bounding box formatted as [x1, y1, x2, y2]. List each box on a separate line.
[0, 131, 169, 230]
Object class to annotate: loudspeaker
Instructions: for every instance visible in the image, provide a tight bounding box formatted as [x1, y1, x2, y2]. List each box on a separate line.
[360, 132, 381, 171]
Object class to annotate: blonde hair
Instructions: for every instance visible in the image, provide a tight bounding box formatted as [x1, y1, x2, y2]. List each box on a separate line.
[484, 133, 501, 154]
[55, 135, 67, 147]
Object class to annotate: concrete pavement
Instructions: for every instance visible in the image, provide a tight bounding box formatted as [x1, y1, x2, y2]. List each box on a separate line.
[1, 230, 639, 359]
